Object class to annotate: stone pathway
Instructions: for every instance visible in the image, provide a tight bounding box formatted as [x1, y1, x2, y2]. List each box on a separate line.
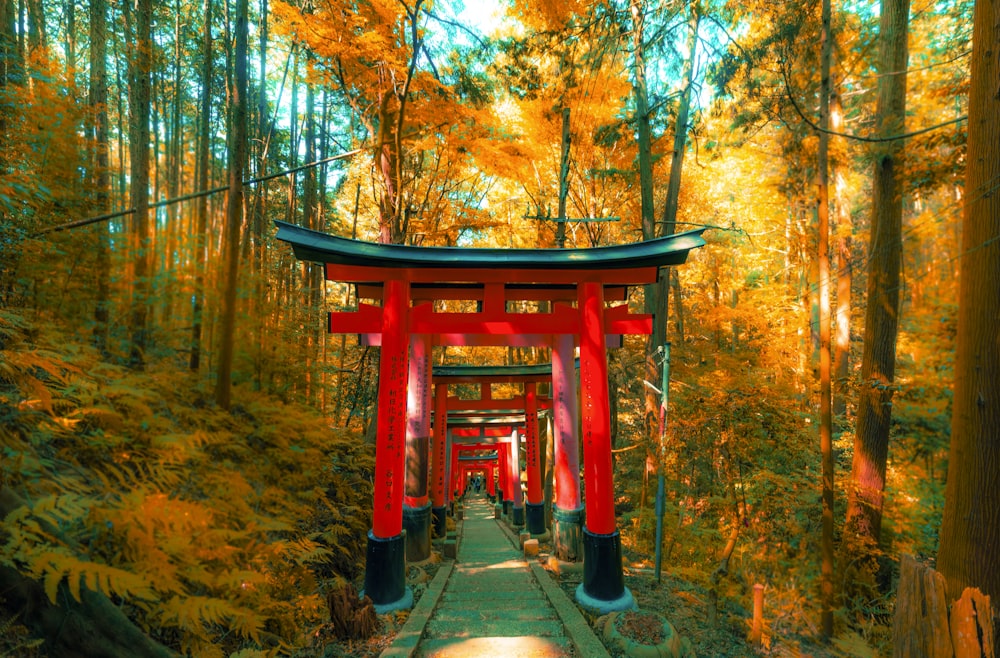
[381, 497, 608, 657]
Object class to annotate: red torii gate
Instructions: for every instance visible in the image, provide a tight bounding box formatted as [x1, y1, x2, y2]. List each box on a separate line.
[432, 364, 553, 535]
[276, 220, 706, 614]
[446, 415, 525, 517]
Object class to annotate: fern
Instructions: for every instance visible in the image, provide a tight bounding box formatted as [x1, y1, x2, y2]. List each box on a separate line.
[160, 595, 263, 642]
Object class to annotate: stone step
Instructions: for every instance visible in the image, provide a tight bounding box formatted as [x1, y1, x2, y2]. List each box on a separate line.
[416, 635, 573, 657]
[440, 589, 549, 604]
[432, 601, 559, 623]
[424, 618, 565, 638]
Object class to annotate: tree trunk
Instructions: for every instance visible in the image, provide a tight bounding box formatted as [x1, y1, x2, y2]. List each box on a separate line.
[190, 0, 212, 372]
[832, 90, 852, 420]
[251, 0, 268, 390]
[126, 0, 153, 369]
[638, 0, 698, 473]
[892, 555, 995, 658]
[817, 0, 834, 638]
[89, 0, 110, 356]
[936, 0, 1000, 615]
[215, 0, 248, 409]
[630, 0, 660, 480]
[1, 0, 22, 88]
[845, 0, 909, 547]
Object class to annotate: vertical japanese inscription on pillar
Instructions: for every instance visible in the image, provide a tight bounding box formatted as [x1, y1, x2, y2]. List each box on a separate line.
[372, 279, 409, 539]
[385, 351, 407, 511]
[405, 336, 430, 500]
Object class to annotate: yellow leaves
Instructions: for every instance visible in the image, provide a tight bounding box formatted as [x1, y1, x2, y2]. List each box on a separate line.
[278, 537, 335, 567]
[2, 307, 377, 653]
[31, 550, 157, 604]
[161, 595, 264, 643]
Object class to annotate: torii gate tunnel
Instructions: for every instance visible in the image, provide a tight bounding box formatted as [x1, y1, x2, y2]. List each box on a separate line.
[276, 220, 706, 614]
[432, 364, 554, 536]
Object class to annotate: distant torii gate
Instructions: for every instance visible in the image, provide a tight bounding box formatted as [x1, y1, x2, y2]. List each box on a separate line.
[275, 220, 706, 615]
[431, 364, 554, 536]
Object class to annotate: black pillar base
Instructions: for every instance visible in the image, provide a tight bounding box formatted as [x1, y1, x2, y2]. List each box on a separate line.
[431, 506, 447, 540]
[553, 505, 584, 562]
[511, 505, 525, 527]
[575, 529, 635, 614]
[502, 500, 511, 516]
[525, 502, 546, 535]
[363, 531, 413, 613]
[402, 502, 432, 562]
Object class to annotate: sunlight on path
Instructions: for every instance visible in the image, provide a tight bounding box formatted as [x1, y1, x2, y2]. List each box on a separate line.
[415, 496, 573, 657]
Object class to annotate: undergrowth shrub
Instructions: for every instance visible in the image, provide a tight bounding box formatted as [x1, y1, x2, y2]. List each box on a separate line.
[0, 309, 374, 656]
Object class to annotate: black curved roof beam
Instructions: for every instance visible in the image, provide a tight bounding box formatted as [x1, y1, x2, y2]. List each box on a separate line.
[274, 220, 707, 271]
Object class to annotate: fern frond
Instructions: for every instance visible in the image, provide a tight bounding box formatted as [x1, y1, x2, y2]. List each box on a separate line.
[281, 537, 334, 566]
[30, 550, 157, 603]
[161, 595, 264, 642]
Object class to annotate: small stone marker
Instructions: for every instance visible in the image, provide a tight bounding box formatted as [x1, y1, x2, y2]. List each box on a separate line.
[524, 538, 539, 557]
[443, 539, 457, 559]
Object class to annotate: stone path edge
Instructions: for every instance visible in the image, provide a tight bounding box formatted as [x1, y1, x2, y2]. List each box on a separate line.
[380, 561, 455, 657]
[495, 520, 611, 658]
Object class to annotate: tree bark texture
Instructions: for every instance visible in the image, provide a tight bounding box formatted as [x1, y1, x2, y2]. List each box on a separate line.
[892, 555, 995, 658]
[214, 0, 248, 409]
[892, 555, 955, 658]
[817, 0, 835, 638]
[831, 90, 852, 419]
[189, 0, 212, 372]
[126, 0, 153, 369]
[936, 0, 1000, 612]
[89, 0, 110, 355]
[846, 0, 909, 545]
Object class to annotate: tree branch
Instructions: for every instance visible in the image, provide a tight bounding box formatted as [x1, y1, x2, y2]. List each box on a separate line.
[780, 61, 967, 143]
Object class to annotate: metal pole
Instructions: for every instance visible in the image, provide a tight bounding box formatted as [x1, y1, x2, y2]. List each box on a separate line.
[654, 342, 671, 582]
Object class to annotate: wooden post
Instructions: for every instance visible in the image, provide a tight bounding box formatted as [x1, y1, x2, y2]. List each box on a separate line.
[750, 583, 765, 649]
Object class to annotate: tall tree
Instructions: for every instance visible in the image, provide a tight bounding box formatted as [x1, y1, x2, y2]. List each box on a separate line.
[125, 0, 153, 369]
[89, 0, 110, 355]
[633, 0, 700, 485]
[831, 88, 852, 420]
[844, 0, 909, 548]
[935, 0, 1000, 606]
[273, 0, 428, 245]
[816, 0, 834, 638]
[190, 0, 213, 372]
[215, 0, 249, 408]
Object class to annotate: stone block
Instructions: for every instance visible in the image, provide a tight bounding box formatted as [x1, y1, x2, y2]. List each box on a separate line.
[524, 539, 540, 557]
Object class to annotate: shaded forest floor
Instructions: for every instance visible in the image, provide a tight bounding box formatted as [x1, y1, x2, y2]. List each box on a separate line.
[0, 310, 890, 657]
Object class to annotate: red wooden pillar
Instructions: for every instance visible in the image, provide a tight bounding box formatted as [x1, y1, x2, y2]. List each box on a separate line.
[486, 463, 496, 496]
[509, 428, 525, 526]
[576, 281, 633, 612]
[524, 383, 546, 535]
[403, 333, 432, 560]
[552, 332, 584, 560]
[364, 279, 413, 612]
[498, 441, 510, 514]
[449, 440, 459, 501]
[431, 383, 448, 538]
